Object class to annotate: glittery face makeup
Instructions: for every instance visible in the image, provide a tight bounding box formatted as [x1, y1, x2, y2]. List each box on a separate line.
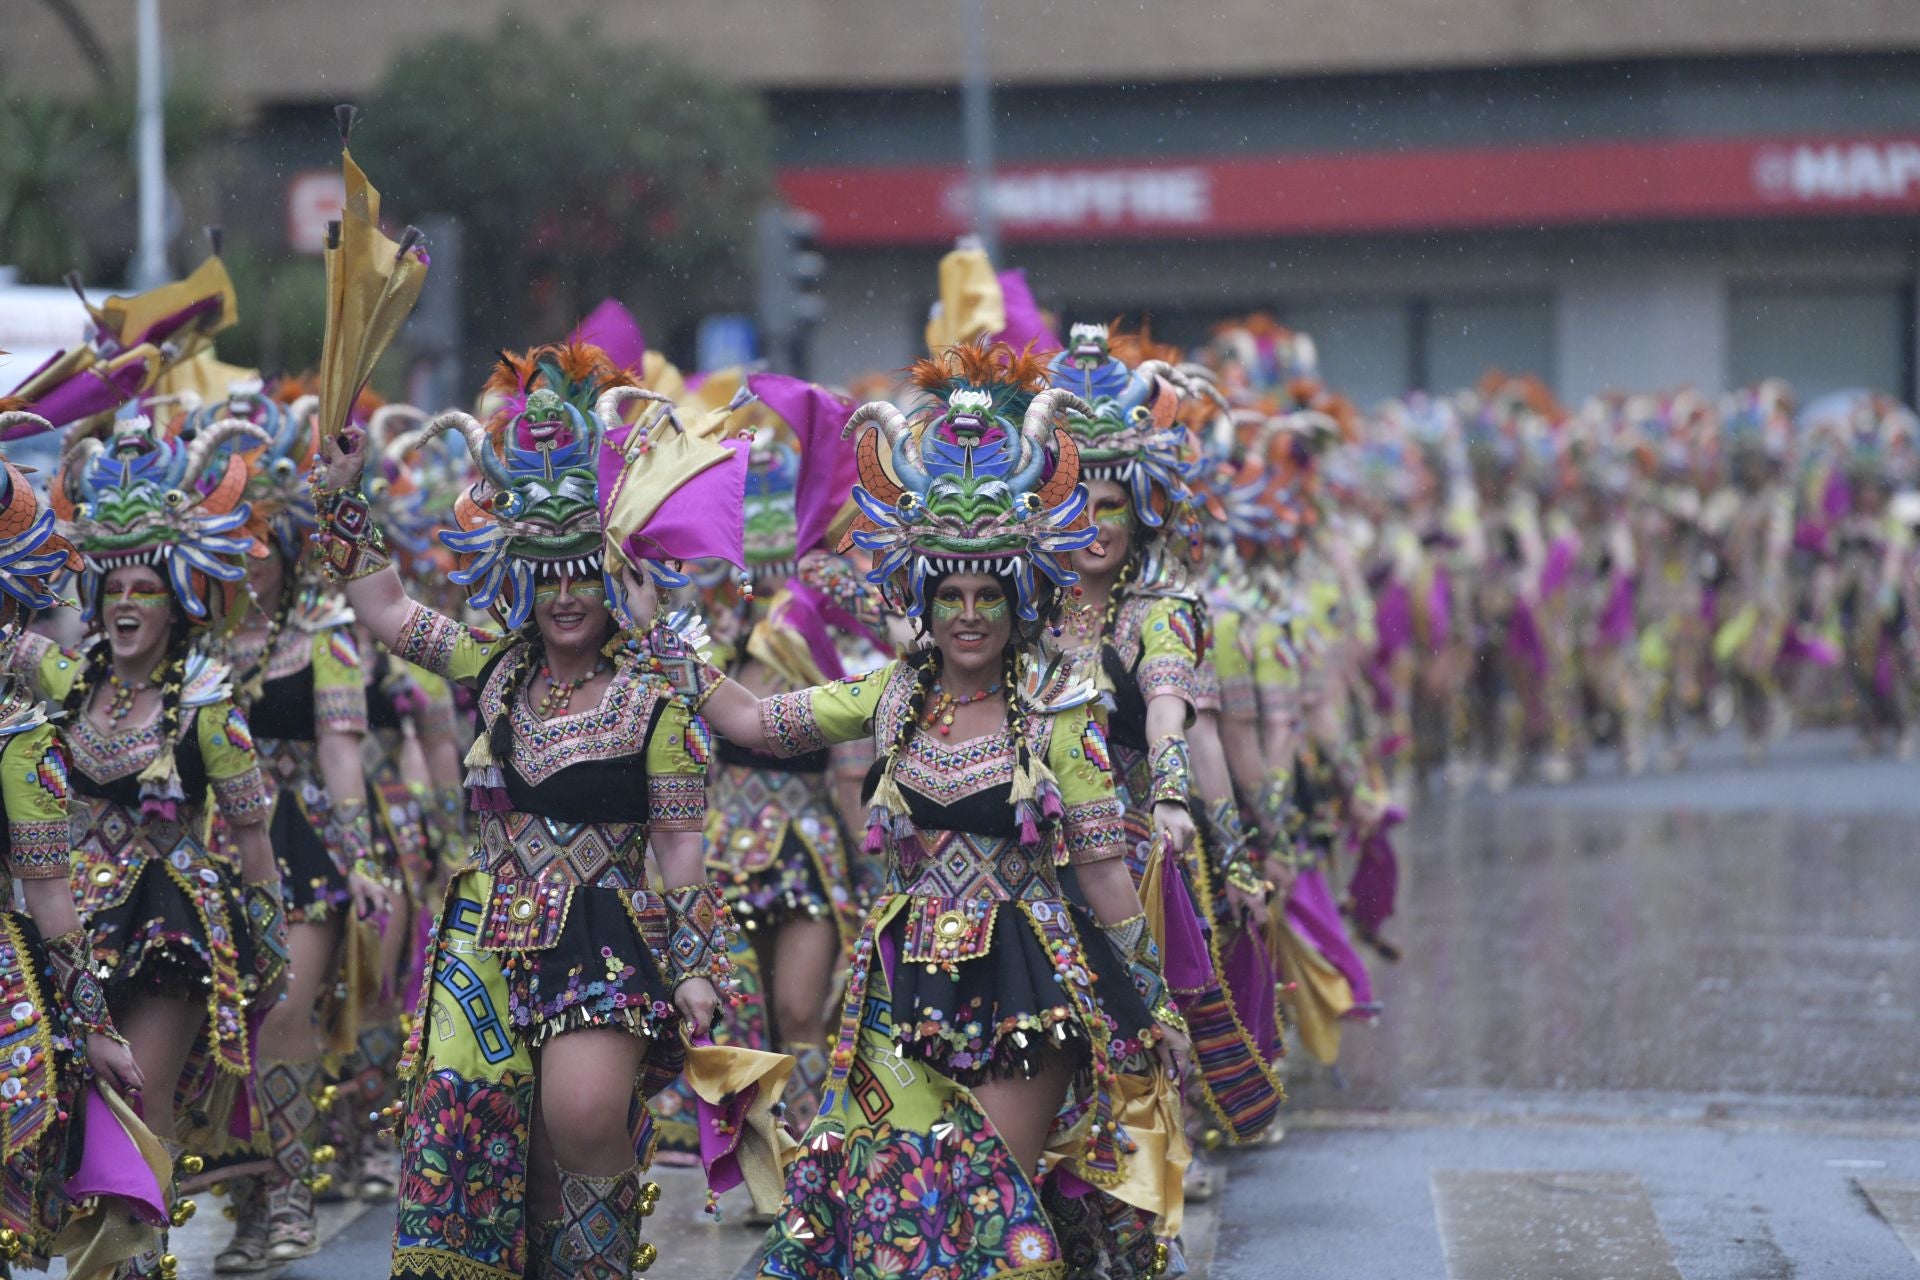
[929, 587, 1008, 622]
[121, 590, 173, 611]
[533, 579, 606, 605]
[1093, 499, 1132, 530]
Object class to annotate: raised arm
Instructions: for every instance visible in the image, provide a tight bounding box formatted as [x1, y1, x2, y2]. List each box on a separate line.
[310, 423, 441, 651]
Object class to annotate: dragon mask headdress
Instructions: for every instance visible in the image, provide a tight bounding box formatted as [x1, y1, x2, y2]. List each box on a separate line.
[841, 340, 1096, 622]
[0, 421, 83, 628]
[419, 342, 630, 629]
[47, 411, 263, 621]
[1046, 326, 1213, 546]
[181, 379, 319, 562]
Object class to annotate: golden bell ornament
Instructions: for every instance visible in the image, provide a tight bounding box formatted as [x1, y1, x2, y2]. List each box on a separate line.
[309, 1172, 335, 1196]
[312, 1144, 338, 1165]
[1151, 1241, 1171, 1276]
[223, 1204, 238, 1220]
[0, 1229, 22, 1260]
[178, 1153, 205, 1176]
[632, 1242, 659, 1272]
[170, 1199, 198, 1227]
[158, 1254, 180, 1280]
[209, 1181, 228, 1196]
[640, 1180, 662, 1204]
[317, 1085, 340, 1109]
[1201, 1128, 1225, 1151]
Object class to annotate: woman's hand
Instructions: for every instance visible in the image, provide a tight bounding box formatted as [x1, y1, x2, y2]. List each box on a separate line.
[347, 871, 394, 930]
[1224, 881, 1271, 929]
[88, 1033, 144, 1095]
[1152, 802, 1196, 856]
[1154, 1023, 1192, 1083]
[1262, 856, 1298, 904]
[316, 421, 368, 491]
[674, 976, 719, 1033]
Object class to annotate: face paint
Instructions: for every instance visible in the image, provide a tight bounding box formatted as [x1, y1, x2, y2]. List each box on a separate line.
[973, 593, 1010, 622]
[120, 590, 173, 611]
[533, 580, 607, 605]
[930, 595, 966, 624]
[1094, 502, 1133, 533]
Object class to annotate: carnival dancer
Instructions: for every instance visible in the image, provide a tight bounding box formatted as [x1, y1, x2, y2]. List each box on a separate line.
[0, 423, 182, 1277]
[1707, 382, 1798, 765]
[1041, 328, 1282, 1180]
[690, 374, 876, 1143]
[311, 340, 750, 1280]
[691, 344, 1193, 1279]
[180, 381, 391, 1270]
[12, 410, 288, 1280]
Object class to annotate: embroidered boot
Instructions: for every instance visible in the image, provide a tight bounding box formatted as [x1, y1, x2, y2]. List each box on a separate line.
[550, 1164, 660, 1279]
[258, 1057, 330, 1260]
[213, 1177, 272, 1273]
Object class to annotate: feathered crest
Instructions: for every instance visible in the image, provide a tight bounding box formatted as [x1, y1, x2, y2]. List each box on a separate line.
[484, 341, 635, 427]
[908, 339, 1049, 406]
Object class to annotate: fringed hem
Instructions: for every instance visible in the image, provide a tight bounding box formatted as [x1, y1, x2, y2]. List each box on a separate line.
[391, 1245, 522, 1280]
[519, 1001, 679, 1051]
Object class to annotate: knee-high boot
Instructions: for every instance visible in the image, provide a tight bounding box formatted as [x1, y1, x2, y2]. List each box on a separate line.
[548, 1164, 660, 1279]
[257, 1057, 332, 1261]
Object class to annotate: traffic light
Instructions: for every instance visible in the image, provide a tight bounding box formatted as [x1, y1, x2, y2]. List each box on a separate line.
[755, 204, 826, 375]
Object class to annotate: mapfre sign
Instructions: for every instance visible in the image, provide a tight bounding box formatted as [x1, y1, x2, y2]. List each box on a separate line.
[1751, 141, 1920, 203]
[286, 170, 347, 254]
[779, 134, 1920, 247]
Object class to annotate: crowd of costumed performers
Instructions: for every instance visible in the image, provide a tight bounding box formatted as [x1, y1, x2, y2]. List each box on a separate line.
[6, 103, 1920, 1280]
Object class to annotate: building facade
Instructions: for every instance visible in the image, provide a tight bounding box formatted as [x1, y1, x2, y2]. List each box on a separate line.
[8, 3, 1920, 403]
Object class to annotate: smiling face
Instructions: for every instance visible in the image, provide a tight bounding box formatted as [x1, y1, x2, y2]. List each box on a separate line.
[927, 572, 1014, 684]
[1070, 477, 1135, 579]
[101, 564, 175, 665]
[531, 574, 614, 654]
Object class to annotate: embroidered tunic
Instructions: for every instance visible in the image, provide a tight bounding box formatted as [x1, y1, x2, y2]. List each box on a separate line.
[7, 633, 273, 1100]
[0, 689, 96, 1257]
[387, 604, 710, 1280]
[755, 658, 1173, 1280]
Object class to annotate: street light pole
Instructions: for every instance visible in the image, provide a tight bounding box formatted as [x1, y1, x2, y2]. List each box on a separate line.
[961, 0, 999, 263]
[129, 0, 170, 289]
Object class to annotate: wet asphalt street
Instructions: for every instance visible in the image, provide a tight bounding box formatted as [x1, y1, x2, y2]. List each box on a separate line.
[129, 729, 1919, 1278]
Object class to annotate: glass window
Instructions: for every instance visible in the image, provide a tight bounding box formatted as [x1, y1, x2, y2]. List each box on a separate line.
[1284, 299, 1413, 410]
[1423, 295, 1555, 394]
[1728, 284, 1906, 401]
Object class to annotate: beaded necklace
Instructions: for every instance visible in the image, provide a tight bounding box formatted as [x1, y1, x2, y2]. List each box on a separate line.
[105, 672, 151, 723]
[922, 679, 1002, 736]
[535, 657, 609, 719]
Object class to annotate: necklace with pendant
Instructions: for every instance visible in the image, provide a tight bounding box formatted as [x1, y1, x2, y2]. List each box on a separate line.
[923, 680, 1002, 735]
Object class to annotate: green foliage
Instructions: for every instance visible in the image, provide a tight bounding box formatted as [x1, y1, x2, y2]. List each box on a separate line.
[0, 66, 226, 285]
[0, 93, 109, 282]
[351, 15, 773, 356]
[218, 237, 329, 375]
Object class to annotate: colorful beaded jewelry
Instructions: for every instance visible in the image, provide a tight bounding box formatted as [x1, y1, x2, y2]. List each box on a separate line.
[1147, 733, 1193, 809]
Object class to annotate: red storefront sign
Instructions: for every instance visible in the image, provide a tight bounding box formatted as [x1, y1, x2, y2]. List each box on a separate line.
[777, 135, 1920, 247]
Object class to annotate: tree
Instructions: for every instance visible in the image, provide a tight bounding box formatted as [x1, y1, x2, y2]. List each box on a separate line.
[352, 16, 773, 370]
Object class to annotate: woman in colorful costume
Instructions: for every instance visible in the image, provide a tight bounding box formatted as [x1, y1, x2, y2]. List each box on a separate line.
[176, 381, 391, 1269]
[16, 411, 287, 1280]
[691, 373, 883, 1142]
[1041, 328, 1283, 1177]
[691, 343, 1192, 1279]
[0, 419, 176, 1276]
[312, 342, 746, 1280]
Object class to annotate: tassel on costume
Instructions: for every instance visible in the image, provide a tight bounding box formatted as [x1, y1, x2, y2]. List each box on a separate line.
[136, 745, 184, 822]
[460, 735, 510, 812]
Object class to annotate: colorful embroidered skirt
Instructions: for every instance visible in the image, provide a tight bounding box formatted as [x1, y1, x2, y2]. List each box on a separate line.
[707, 762, 859, 938]
[392, 869, 662, 1280]
[75, 840, 261, 1134]
[0, 910, 88, 1257]
[266, 785, 349, 922]
[759, 944, 1176, 1280]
